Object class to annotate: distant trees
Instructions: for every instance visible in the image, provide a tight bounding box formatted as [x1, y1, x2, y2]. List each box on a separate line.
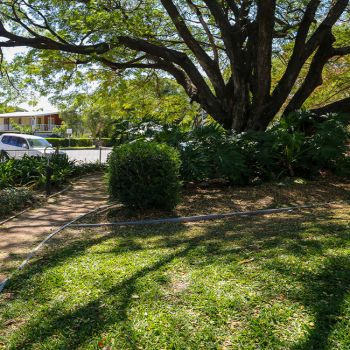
[56, 75, 198, 137]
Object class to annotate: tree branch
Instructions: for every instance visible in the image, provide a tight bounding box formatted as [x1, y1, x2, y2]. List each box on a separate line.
[267, 0, 348, 122]
[0, 20, 110, 54]
[333, 46, 350, 55]
[160, 0, 225, 97]
[310, 96, 350, 116]
[185, 0, 219, 63]
[284, 31, 336, 115]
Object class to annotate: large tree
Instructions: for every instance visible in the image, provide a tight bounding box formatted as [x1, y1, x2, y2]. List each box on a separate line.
[0, 0, 349, 131]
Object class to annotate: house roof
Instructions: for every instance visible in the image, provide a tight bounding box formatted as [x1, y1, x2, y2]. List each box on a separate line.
[0, 110, 59, 119]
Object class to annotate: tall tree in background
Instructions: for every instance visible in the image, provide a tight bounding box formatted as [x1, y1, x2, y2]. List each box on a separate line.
[0, 1, 349, 131]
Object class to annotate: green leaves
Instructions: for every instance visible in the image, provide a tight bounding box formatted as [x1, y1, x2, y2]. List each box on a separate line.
[0, 187, 35, 218]
[109, 141, 182, 210]
[0, 154, 74, 189]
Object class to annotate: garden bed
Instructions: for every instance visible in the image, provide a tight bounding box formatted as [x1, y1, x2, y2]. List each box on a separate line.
[83, 175, 350, 224]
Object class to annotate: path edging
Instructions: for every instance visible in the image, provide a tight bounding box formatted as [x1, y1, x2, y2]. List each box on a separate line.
[70, 201, 348, 228]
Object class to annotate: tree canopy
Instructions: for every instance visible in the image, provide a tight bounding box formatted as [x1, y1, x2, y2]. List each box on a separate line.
[0, 0, 349, 131]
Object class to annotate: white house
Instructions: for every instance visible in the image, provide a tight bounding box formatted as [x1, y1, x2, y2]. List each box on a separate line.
[0, 110, 62, 133]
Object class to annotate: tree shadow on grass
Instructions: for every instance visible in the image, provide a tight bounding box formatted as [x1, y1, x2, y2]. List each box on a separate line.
[2, 209, 350, 349]
[6, 226, 203, 350]
[291, 255, 350, 350]
[188, 215, 350, 349]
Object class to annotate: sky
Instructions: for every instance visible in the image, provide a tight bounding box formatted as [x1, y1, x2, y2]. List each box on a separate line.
[2, 47, 56, 112]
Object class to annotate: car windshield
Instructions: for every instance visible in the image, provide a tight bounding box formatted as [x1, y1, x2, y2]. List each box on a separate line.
[27, 138, 51, 148]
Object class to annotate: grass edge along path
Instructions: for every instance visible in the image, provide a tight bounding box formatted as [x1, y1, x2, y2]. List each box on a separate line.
[0, 203, 114, 293]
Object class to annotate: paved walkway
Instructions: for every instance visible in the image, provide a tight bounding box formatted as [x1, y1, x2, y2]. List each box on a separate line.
[0, 173, 108, 284]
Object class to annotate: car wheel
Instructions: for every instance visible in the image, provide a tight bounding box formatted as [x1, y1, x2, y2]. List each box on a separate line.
[0, 150, 10, 162]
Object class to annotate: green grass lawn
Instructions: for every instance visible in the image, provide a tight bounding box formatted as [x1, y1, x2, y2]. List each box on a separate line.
[0, 205, 349, 349]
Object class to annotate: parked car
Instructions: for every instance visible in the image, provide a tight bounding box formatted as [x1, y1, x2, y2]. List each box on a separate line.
[0, 133, 57, 160]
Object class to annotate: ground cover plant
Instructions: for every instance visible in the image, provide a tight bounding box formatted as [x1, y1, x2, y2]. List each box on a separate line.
[0, 188, 36, 219]
[0, 202, 349, 349]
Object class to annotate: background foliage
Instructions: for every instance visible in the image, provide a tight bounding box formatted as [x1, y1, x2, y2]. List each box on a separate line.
[110, 111, 350, 185]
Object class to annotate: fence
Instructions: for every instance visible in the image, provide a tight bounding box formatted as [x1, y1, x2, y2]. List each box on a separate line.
[0, 147, 113, 164]
[62, 147, 112, 164]
[0, 149, 42, 159]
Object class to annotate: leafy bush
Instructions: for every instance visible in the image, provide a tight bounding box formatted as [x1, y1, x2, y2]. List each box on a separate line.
[179, 123, 250, 184]
[233, 131, 278, 180]
[0, 151, 107, 190]
[109, 141, 181, 210]
[110, 112, 349, 184]
[0, 153, 106, 190]
[179, 123, 224, 181]
[269, 111, 349, 177]
[0, 154, 76, 189]
[334, 157, 350, 177]
[0, 188, 35, 218]
[269, 126, 306, 177]
[216, 140, 249, 185]
[303, 116, 349, 172]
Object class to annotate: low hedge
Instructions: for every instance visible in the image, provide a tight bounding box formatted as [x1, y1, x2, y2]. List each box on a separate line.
[46, 138, 93, 148]
[45, 138, 113, 148]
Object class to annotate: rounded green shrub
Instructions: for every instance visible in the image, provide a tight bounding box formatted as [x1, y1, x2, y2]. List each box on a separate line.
[108, 141, 182, 210]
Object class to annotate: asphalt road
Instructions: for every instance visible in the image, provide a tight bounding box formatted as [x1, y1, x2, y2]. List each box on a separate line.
[63, 148, 112, 163]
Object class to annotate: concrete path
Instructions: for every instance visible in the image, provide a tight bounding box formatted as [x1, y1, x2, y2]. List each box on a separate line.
[0, 173, 108, 284]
